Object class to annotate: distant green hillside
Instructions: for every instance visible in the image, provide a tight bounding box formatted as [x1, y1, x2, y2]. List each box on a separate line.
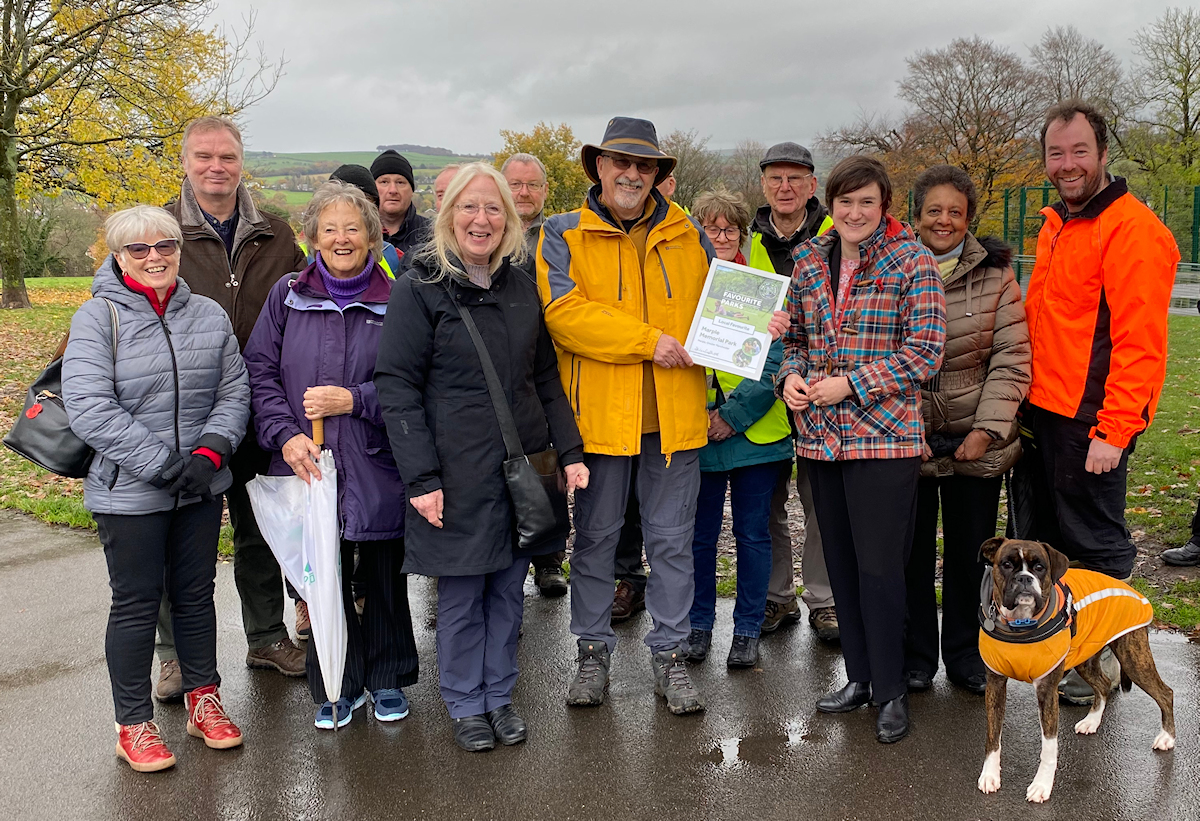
[245, 150, 488, 176]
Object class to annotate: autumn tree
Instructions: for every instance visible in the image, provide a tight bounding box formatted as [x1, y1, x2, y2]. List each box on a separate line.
[658, 129, 722, 210]
[0, 1, 280, 308]
[721, 139, 767, 213]
[493, 122, 590, 216]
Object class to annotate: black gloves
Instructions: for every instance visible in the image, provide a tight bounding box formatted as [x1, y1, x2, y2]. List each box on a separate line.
[147, 451, 185, 489]
[167, 455, 218, 500]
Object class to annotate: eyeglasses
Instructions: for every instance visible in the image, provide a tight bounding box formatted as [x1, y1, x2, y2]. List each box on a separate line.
[764, 173, 814, 189]
[508, 181, 545, 193]
[455, 203, 504, 218]
[123, 239, 179, 259]
[602, 154, 658, 175]
[703, 225, 741, 241]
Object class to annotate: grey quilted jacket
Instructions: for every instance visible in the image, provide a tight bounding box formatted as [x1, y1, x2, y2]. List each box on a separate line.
[62, 257, 250, 514]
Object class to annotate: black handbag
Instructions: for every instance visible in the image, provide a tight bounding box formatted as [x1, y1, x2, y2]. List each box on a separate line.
[3, 298, 118, 478]
[453, 291, 571, 553]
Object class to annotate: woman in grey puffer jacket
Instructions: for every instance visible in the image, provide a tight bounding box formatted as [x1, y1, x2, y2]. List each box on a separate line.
[62, 206, 250, 772]
[902, 166, 1031, 697]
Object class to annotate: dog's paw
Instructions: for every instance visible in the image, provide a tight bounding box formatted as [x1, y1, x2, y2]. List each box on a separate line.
[978, 752, 1001, 794]
[1026, 776, 1054, 803]
[1153, 730, 1176, 751]
[1074, 711, 1103, 735]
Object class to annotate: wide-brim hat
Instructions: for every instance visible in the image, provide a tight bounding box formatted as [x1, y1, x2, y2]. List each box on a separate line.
[582, 116, 676, 186]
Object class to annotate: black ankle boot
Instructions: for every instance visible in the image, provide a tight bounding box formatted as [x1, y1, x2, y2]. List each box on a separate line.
[452, 714, 495, 752]
[876, 694, 910, 743]
[816, 681, 871, 713]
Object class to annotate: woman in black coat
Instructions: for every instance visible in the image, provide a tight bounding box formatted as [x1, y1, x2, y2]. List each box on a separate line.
[375, 163, 587, 752]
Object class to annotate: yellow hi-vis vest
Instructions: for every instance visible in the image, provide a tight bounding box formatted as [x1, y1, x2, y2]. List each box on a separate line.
[747, 215, 834, 274]
[707, 369, 791, 445]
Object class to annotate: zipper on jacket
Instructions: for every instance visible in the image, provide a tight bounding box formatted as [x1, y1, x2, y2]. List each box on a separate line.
[617, 256, 624, 301]
[656, 249, 672, 298]
[572, 355, 581, 419]
[157, 315, 183, 507]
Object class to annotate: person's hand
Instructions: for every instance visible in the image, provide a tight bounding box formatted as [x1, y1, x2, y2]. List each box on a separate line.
[565, 463, 590, 493]
[411, 489, 444, 528]
[1086, 438, 1124, 474]
[167, 454, 217, 500]
[921, 439, 933, 462]
[781, 373, 810, 412]
[954, 429, 992, 462]
[303, 386, 354, 420]
[708, 409, 736, 441]
[653, 334, 694, 369]
[808, 376, 852, 408]
[282, 433, 322, 484]
[768, 310, 790, 341]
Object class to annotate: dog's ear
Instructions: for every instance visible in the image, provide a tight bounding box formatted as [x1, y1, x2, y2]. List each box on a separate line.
[1041, 543, 1071, 583]
[979, 537, 1005, 565]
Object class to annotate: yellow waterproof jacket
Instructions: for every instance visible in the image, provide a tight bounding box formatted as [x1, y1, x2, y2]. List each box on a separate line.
[979, 568, 1153, 683]
[537, 187, 715, 457]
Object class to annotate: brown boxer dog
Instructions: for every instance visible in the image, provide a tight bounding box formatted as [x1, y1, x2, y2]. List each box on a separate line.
[976, 537, 1175, 803]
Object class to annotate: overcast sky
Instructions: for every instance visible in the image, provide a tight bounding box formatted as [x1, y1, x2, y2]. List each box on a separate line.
[211, 0, 1178, 156]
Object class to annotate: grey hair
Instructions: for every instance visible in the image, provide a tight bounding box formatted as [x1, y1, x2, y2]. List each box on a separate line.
[437, 164, 461, 177]
[501, 152, 547, 182]
[417, 162, 527, 281]
[105, 205, 184, 255]
[301, 180, 385, 261]
[181, 116, 243, 162]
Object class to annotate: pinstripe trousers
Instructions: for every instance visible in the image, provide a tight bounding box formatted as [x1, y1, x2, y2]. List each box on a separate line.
[306, 537, 419, 704]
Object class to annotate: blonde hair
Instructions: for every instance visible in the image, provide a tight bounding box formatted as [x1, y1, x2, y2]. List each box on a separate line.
[301, 180, 385, 261]
[693, 186, 752, 243]
[419, 162, 527, 279]
[105, 205, 184, 254]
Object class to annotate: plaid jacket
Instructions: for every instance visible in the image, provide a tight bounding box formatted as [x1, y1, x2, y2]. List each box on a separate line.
[778, 215, 946, 461]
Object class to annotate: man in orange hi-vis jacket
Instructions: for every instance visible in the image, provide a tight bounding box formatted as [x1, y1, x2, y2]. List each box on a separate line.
[1022, 99, 1179, 703]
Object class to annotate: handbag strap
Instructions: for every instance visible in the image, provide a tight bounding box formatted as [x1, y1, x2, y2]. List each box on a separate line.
[448, 284, 526, 461]
[51, 297, 119, 365]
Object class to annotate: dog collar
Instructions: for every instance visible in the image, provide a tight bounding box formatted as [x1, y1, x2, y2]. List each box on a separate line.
[978, 568, 1076, 644]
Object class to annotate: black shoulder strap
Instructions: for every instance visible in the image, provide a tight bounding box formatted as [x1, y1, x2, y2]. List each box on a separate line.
[448, 284, 525, 461]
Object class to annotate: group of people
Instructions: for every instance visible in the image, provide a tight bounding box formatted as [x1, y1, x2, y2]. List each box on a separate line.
[58, 97, 1180, 771]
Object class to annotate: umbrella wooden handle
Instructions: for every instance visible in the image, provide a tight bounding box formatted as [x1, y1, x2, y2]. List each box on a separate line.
[312, 417, 324, 447]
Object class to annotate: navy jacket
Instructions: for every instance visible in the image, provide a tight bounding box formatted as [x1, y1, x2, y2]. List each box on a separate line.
[244, 260, 405, 541]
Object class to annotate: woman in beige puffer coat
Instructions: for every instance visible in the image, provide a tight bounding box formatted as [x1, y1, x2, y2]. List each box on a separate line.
[903, 165, 1031, 696]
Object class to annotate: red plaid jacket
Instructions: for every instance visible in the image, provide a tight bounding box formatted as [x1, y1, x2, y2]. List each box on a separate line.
[778, 215, 946, 461]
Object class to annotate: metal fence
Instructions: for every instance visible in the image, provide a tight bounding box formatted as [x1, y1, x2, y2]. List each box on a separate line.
[1010, 255, 1200, 316]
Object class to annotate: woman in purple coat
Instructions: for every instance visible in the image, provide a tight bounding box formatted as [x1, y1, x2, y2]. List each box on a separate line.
[244, 180, 418, 730]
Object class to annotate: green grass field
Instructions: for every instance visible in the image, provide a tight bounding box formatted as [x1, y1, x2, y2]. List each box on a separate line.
[3, 280, 1199, 618]
[245, 150, 484, 176]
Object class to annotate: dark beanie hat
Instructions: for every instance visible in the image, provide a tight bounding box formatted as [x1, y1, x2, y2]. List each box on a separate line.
[370, 150, 415, 189]
[329, 164, 380, 206]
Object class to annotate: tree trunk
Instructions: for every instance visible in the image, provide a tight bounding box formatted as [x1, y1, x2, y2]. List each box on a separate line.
[0, 124, 31, 309]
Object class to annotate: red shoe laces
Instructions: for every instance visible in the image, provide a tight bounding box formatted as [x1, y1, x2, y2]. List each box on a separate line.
[128, 721, 166, 752]
[192, 691, 234, 729]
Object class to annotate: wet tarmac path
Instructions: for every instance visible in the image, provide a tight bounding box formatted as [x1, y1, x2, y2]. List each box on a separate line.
[2, 509, 1198, 820]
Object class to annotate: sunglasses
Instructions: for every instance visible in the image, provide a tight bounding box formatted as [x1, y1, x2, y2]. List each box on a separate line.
[123, 239, 179, 259]
[602, 154, 658, 175]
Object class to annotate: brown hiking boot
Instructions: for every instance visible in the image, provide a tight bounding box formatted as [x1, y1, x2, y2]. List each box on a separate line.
[295, 600, 311, 643]
[611, 580, 645, 623]
[154, 659, 183, 703]
[808, 606, 840, 643]
[761, 598, 802, 634]
[246, 638, 306, 677]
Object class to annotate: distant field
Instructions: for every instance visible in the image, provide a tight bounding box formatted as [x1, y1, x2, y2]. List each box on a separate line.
[245, 150, 488, 176]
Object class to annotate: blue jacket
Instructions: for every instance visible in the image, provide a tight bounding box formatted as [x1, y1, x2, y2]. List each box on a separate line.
[63, 257, 250, 515]
[243, 261, 405, 541]
[700, 339, 793, 472]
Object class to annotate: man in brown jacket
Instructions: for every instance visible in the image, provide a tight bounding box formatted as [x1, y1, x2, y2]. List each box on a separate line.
[153, 117, 309, 700]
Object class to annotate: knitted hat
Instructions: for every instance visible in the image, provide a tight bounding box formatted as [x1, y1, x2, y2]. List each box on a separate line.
[329, 164, 380, 206]
[370, 150, 415, 190]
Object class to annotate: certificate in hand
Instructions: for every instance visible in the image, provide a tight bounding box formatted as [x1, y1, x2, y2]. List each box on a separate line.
[683, 258, 791, 381]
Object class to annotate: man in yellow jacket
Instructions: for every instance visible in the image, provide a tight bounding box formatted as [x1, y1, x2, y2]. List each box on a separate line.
[537, 117, 714, 715]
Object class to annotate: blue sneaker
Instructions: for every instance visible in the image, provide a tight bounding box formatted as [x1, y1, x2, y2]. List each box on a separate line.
[314, 691, 367, 730]
[372, 688, 410, 722]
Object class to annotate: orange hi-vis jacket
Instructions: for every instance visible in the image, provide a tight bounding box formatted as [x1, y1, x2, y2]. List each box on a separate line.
[1024, 178, 1179, 449]
[979, 568, 1153, 683]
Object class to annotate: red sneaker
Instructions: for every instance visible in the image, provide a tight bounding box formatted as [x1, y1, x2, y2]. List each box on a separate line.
[185, 685, 244, 749]
[115, 721, 176, 772]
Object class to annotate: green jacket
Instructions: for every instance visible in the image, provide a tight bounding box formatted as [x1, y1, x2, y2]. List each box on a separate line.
[699, 339, 793, 472]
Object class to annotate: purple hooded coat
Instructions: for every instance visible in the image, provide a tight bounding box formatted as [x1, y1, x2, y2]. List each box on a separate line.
[243, 259, 404, 540]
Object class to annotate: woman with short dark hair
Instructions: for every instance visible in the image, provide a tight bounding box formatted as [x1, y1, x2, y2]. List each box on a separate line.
[778, 155, 946, 743]
[903, 164, 1030, 696]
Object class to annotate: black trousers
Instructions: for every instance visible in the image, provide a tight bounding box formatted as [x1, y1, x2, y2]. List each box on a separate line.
[1027, 407, 1135, 578]
[905, 475, 1000, 681]
[96, 498, 223, 725]
[806, 457, 920, 704]
[307, 538, 419, 704]
[613, 464, 646, 591]
[1192, 499, 1200, 542]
